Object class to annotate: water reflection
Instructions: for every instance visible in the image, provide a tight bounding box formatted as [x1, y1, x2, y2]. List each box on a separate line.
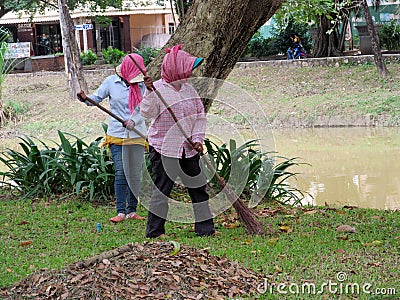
[273, 127, 400, 210]
[1, 127, 399, 210]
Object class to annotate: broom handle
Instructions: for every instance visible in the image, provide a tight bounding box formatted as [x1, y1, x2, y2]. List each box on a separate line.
[82, 96, 147, 140]
[128, 55, 227, 187]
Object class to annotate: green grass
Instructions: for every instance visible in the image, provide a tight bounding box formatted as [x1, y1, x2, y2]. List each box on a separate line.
[228, 63, 400, 125]
[1, 191, 399, 299]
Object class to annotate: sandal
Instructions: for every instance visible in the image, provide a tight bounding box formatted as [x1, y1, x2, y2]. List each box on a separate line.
[126, 212, 145, 220]
[110, 213, 126, 223]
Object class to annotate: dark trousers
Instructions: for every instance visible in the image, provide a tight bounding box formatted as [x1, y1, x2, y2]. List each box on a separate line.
[146, 147, 215, 238]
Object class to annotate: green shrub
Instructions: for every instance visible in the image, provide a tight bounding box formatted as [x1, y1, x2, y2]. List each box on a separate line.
[134, 46, 160, 66]
[204, 139, 305, 206]
[0, 131, 114, 201]
[242, 31, 277, 58]
[102, 46, 125, 66]
[143, 138, 308, 206]
[80, 50, 98, 65]
[2, 100, 27, 122]
[270, 20, 312, 55]
[241, 21, 312, 59]
[203, 138, 309, 206]
[379, 20, 400, 51]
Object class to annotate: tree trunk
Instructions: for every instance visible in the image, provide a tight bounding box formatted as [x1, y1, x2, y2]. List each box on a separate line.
[361, 0, 389, 77]
[0, 6, 10, 19]
[58, 0, 88, 99]
[338, 18, 349, 53]
[147, 0, 282, 112]
[312, 15, 341, 58]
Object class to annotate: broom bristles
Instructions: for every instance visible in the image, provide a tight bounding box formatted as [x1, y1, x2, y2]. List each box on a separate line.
[233, 198, 266, 235]
[218, 177, 266, 235]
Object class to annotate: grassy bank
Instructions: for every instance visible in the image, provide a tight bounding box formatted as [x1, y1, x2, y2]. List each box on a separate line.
[226, 62, 400, 127]
[0, 192, 399, 299]
[1, 62, 400, 142]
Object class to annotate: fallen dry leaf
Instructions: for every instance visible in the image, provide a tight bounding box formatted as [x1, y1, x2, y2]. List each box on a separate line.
[336, 225, 357, 233]
[223, 221, 238, 229]
[268, 238, 279, 245]
[363, 240, 383, 247]
[279, 225, 293, 233]
[274, 265, 283, 273]
[343, 205, 358, 209]
[17, 221, 29, 225]
[19, 240, 33, 247]
[334, 249, 346, 254]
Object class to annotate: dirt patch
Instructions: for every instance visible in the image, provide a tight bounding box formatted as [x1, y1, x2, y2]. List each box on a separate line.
[1, 241, 263, 299]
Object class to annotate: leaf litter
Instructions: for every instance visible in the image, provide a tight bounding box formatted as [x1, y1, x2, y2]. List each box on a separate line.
[1, 241, 264, 299]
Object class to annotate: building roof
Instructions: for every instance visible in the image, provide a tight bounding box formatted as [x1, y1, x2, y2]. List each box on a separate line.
[0, 2, 170, 25]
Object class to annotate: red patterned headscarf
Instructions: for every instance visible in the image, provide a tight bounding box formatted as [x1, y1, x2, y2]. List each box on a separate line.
[161, 44, 197, 83]
[120, 53, 146, 114]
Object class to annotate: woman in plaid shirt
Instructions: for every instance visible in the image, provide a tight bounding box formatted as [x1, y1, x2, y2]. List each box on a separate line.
[140, 45, 215, 238]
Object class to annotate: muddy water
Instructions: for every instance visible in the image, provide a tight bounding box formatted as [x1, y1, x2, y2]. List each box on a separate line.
[2, 127, 400, 210]
[273, 127, 400, 210]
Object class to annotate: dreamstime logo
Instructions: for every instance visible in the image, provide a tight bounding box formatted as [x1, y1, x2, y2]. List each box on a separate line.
[123, 77, 275, 223]
[257, 272, 397, 296]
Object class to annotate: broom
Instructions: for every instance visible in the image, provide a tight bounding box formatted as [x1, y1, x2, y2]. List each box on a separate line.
[128, 55, 266, 235]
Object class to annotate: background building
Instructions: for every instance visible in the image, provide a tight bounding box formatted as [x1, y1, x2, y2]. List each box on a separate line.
[0, 1, 178, 57]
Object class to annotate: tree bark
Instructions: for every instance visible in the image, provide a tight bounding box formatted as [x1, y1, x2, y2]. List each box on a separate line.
[58, 0, 88, 99]
[312, 15, 341, 58]
[0, 6, 10, 19]
[360, 0, 389, 77]
[147, 0, 282, 112]
[338, 18, 349, 52]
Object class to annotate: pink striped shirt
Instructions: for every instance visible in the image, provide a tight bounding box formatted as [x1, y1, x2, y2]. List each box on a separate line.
[140, 79, 206, 158]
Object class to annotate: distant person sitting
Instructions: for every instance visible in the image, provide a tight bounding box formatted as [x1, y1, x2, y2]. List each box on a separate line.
[287, 34, 306, 60]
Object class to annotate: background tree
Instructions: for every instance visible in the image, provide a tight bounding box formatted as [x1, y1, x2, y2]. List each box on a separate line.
[58, 0, 88, 98]
[0, 27, 13, 125]
[174, 0, 193, 21]
[148, 0, 283, 112]
[276, 0, 358, 57]
[359, 0, 389, 77]
[0, 0, 124, 99]
[277, 0, 389, 76]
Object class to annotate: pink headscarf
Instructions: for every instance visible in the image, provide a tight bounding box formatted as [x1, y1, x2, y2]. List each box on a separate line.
[161, 44, 197, 83]
[120, 53, 147, 114]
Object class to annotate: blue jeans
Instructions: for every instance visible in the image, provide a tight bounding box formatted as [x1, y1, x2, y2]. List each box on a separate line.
[110, 144, 145, 215]
[287, 48, 294, 60]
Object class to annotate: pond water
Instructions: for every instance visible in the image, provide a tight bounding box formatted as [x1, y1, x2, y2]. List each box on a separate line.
[273, 127, 400, 210]
[1, 127, 399, 210]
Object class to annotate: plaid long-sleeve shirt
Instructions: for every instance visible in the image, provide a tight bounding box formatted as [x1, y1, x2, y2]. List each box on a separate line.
[140, 79, 206, 158]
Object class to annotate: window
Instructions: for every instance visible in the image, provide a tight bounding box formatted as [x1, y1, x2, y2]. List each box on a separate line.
[168, 22, 175, 35]
[35, 24, 62, 55]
